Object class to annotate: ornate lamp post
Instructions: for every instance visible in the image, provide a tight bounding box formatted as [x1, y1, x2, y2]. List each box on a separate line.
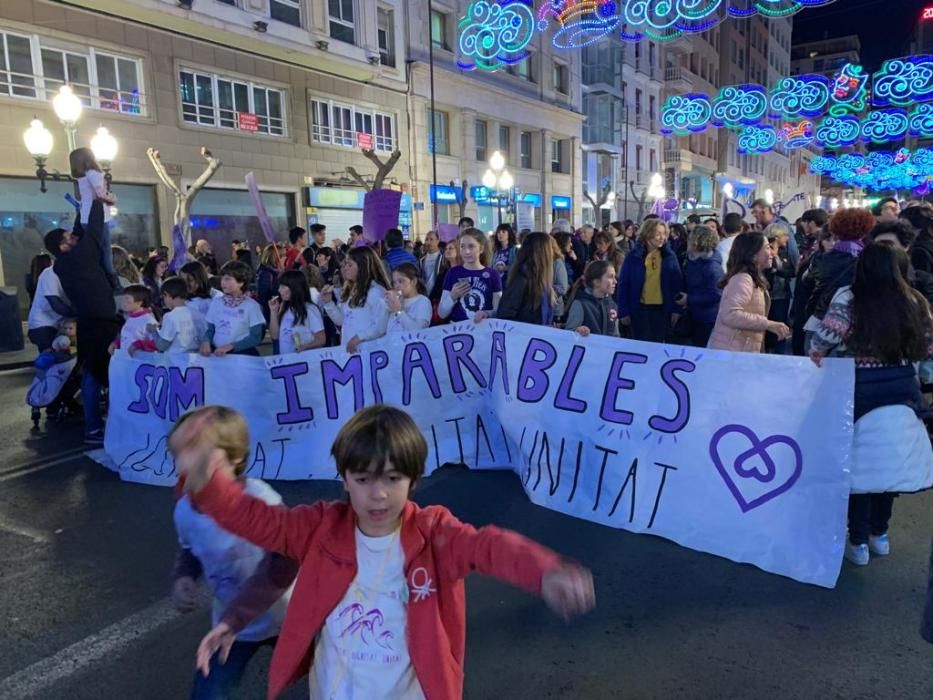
[22, 118, 53, 193]
[482, 150, 515, 225]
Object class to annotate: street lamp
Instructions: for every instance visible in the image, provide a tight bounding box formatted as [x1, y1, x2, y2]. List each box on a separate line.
[722, 182, 734, 200]
[764, 188, 775, 206]
[52, 85, 82, 152]
[648, 172, 665, 201]
[484, 151, 514, 225]
[91, 126, 118, 191]
[23, 118, 53, 193]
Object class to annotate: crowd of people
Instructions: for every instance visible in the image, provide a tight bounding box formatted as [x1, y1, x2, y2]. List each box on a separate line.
[19, 190, 933, 697]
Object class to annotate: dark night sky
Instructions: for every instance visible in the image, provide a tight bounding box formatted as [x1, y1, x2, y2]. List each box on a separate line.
[791, 0, 926, 69]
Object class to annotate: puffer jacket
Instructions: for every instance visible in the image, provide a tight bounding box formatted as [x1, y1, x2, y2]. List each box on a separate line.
[708, 272, 771, 353]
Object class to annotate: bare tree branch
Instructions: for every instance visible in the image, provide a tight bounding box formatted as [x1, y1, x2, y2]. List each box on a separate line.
[345, 166, 371, 191]
[147, 146, 222, 247]
[146, 148, 182, 196]
[370, 149, 402, 190]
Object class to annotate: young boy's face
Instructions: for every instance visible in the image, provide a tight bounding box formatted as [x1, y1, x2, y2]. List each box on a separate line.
[120, 296, 143, 314]
[162, 293, 184, 310]
[62, 321, 77, 339]
[343, 461, 411, 537]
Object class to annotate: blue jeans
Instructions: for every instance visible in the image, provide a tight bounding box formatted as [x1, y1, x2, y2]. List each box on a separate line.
[81, 367, 103, 434]
[189, 638, 275, 700]
[100, 221, 115, 278]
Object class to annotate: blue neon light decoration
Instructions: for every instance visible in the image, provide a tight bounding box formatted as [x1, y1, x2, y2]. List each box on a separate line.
[614, 0, 836, 43]
[828, 63, 869, 116]
[768, 75, 830, 119]
[810, 148, 933, 192]
[457, 1, 536, 72]
[737, 125, 777, 154]
[815, 116, 860, 149]
[660, 94, 712, 135]
[860, 109, 910, 144]
[711, 84, 768, 128]
[872, 55, 933, 108]
[777, 121, 814, 149]
[911, 104, 933, 138]
[542, 0, 622, 50]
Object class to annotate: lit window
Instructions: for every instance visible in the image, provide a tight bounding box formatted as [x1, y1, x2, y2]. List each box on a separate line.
[180, 69, 286, 135]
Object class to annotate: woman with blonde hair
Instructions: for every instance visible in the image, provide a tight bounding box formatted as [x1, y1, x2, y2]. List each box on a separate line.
[616, 218, 684, 342]
[111, 245, 140, 287]
[496, 232, 557, 325]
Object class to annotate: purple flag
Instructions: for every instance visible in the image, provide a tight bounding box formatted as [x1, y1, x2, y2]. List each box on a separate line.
[245, 172, 277, 243]
[437, 223, 459, 243]
[362, 189, 402, 242]
[168, 224, 187, 273]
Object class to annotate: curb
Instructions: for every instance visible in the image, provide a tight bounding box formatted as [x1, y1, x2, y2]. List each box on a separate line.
[0, 361, 33, 372]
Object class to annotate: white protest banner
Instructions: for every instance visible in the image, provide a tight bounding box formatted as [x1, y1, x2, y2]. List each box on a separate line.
[103, 321, 853, 588]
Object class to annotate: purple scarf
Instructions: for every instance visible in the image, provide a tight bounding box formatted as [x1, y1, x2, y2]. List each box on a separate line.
[833, 240, 864, 257]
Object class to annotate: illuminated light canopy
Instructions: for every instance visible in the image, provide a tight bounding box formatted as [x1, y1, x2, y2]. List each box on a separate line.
[711, 84, 768, 128]
[615, 0, 836, 43]
[910, 103, 933, 138]
[829, 63, 869, 116]
[860, 109, 910, 144]
[811, 148, 933, 192]
[737, 125, 778, 154]
[457, 1, 536, 72]
[778, 120, 814, 149]
[872, 55, 933, 108]
[544, 0, 623, 49]
[659, 93, 712, 135]
[815, 115, 860, 149]
[769, 75, 830, 119]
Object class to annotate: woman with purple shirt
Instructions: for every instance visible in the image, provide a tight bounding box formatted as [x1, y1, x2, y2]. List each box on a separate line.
[438, 229, 502, 322]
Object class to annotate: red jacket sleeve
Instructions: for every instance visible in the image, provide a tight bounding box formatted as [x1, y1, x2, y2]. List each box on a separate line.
[430, 507, 563, 595]
[192, 470, 325, 563]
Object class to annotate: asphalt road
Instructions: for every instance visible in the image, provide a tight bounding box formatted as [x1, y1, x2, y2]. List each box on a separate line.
[1, 367, 933, 699]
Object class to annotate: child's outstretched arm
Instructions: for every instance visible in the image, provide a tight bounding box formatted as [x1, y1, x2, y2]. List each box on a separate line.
[170, 410, 324, 561]
[430, 508, 595, 621]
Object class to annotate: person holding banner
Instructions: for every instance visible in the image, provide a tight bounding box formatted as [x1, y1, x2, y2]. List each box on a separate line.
[439, 229, 502, 323]
[171, 404, 595, 700]
[428, 239, 461, 325]
[180, 261, 223, 320]
[268, 270, 325, 355]
[564, 260, 619, 337]
[708, 232, 790, 353]
[810, 242, 933, 566]
[200, 261, 266, 358]
[496, 232, 557, 326]
[322, 246, 391, 353]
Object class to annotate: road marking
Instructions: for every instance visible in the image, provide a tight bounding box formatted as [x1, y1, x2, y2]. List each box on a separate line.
[0, 596, 202, 698]
[0, 517, 48, 544]
[0, 367, 33, 377]
[0, 449, 90, 483]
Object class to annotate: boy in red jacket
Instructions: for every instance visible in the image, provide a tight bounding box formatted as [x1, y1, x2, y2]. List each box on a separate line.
[170, 404, 595, 699]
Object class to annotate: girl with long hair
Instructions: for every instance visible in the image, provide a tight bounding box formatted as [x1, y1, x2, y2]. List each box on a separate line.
[256, 243, 284, 327]
[322, 246, 391, 353]
[268, 270, 325, 354]
[616, 219, 684, 343]
[811, 242, 933, 566]
[492, 223, 518, 283]
[180, 260, 222, 319]
[707, 232, 790, 352]
[438, 229, 502, 322]
[141, 255, 168, 313]
[111, 246, 141, 287]
[565, 260, 619, 337]
[496, 232, 557, 326]
[677, 225, 723, 347]
[385, 262, 432, 333]
[71, 147, 117, 280]
[591, 231, 624, 271]
[428, 239, 461, 325]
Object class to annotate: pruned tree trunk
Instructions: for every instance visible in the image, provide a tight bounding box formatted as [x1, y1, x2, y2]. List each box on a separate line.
[451, 179, 469, 220]
[346, 148, 402, 192]
[147, 146, 222, 246]
[629, 181, 648, 222]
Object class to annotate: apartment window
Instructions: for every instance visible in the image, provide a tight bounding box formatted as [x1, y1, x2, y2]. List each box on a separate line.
[377, 8, 396, 67]
[553, 61, 569, 94]
[475, 119, 487, 161]
[427, 108, 449, 155]
[636, 145, 643, 171]
[520, 131, 532, 169]
[271, 0, 301, 26]
[498, 125, 511, 162]
[649, 95, 656, 122]
[328, 0, 355, 44]
[509, 56, 534, 82]
[551, 139, 564, 173]
[635, 89, 642, 115]
[0, 31, 145, 114]
[216, 0, 236, 4]
[430, 10, 449, 50]
[649, 148, 656, 172]
[649, 42, 656, 69]
[311, 98, 395, 151]
[180, 69, 285, 135]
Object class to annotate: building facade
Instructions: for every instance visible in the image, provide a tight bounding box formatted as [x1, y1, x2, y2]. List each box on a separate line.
[0, 0, 583, 312]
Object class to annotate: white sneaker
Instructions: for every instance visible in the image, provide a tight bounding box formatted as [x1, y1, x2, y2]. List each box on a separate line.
[869, 534, 890, 556]
[845, 541, 870, 566]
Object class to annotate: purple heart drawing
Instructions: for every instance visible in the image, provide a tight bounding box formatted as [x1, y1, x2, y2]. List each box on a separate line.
[709, 424, 803, 513]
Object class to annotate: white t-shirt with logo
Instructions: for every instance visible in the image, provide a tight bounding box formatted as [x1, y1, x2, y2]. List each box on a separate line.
[28, 266, 70, 330]
[188, 288, 223, 320]
[309, 528, 425, 700]
[158, 305, 200, 352]
[278, 303, 325, 354]
[206, 295, 265, 347]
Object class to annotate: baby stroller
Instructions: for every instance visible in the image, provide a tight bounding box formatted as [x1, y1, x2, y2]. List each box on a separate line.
[27, 354, 81, 430]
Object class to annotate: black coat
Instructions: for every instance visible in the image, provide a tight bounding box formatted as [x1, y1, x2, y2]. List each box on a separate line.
[806, 249, 857, 321]
[497, 267, 547, 325]
[912, 233, 933, 276]
[54, 201, 116, 320]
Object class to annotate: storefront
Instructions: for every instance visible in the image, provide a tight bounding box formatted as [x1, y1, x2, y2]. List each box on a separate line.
[307, 187, 413, 240]
[429, 184, 461, 227]
[0, 176, 159, 317]
[189, 187, 297, 263]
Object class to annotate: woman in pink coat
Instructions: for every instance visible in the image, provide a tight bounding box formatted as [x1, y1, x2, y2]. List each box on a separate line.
[708, 231, 791, 352]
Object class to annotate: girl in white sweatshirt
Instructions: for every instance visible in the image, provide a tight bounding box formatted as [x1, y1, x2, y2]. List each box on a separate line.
[385, 262, 432, 333]
[322, 246, 390, 353]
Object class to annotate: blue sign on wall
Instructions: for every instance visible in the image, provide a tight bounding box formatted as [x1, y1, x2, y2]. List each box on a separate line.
[430, 185, 461, 203]
[551, 195, 572, 210]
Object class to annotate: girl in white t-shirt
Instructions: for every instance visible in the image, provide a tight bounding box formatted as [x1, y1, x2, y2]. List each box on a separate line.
[200, 261, 265, 357]
[322, 246, 391, 353]
[268, 270, 325, 355]
[70, 147, 117, 279]
[385, 262, 432, 334]
[181, 261, 223, 319]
